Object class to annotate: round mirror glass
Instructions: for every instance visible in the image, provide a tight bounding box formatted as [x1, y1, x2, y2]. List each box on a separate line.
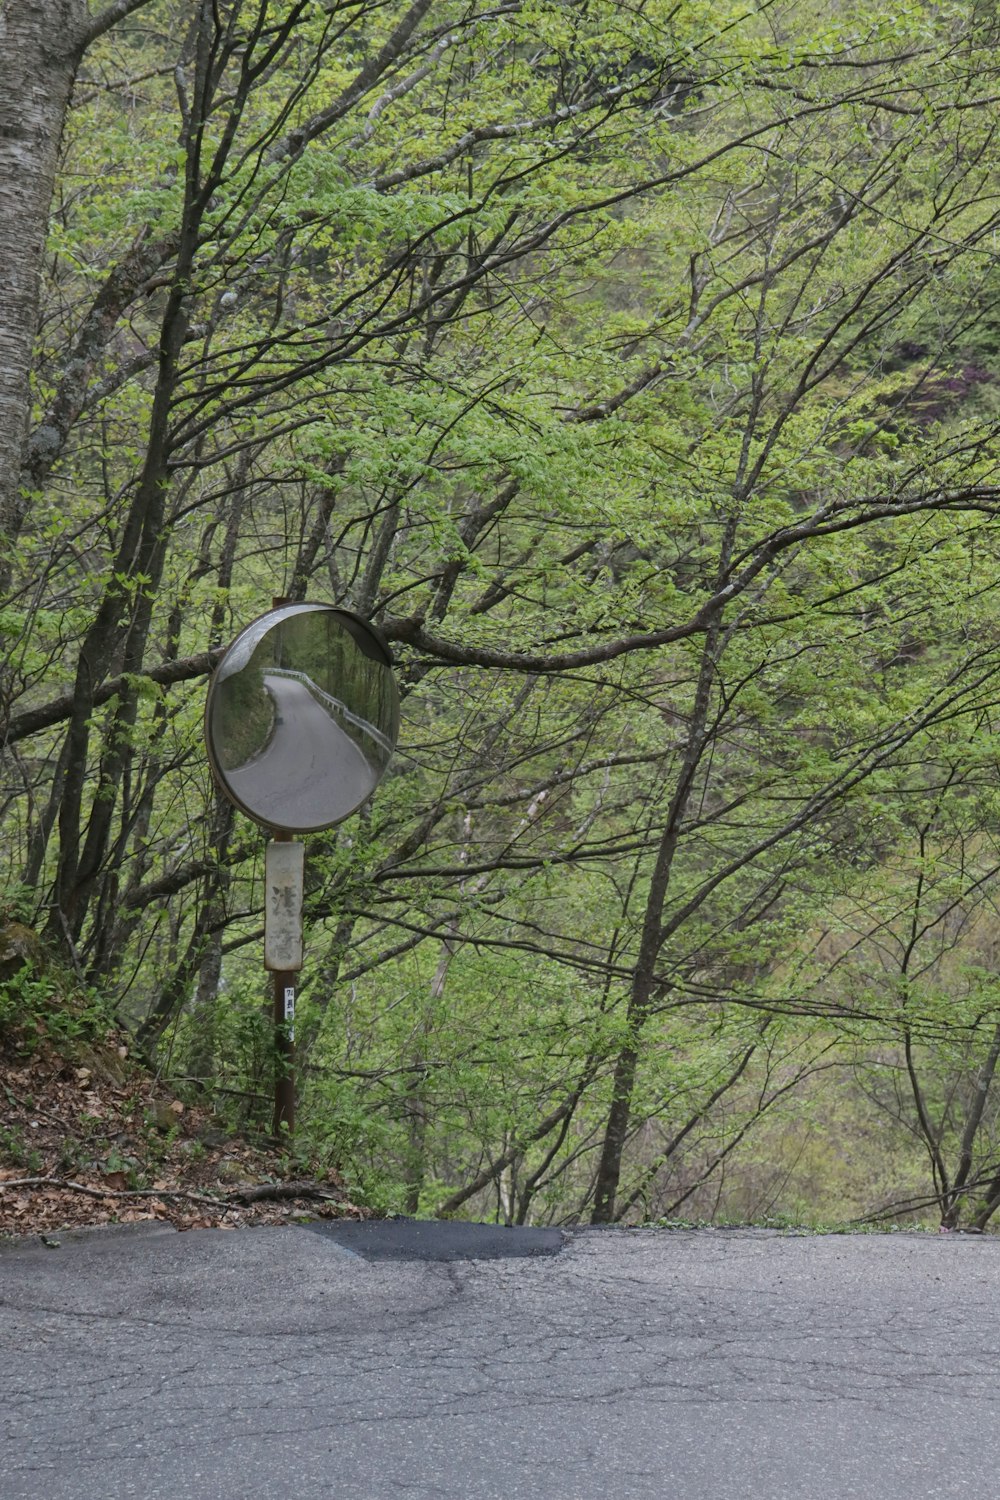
[205, 604, 399, 832]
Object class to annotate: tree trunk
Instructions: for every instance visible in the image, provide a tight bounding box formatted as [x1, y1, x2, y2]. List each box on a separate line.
[44, 0, 211, 950]
[590, 537, 735, 1223]
[0, 1, 85, 566]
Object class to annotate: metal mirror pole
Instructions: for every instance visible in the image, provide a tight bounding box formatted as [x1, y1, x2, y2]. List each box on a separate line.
[273, 966, 296, 1138]
[265, 830, 304, 1137]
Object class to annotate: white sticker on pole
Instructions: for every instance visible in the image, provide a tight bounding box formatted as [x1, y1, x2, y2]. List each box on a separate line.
[284, 987, 295, 1040]
[264, 840, 304, 971]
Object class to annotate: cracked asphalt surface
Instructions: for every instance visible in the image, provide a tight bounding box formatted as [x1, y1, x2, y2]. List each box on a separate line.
[2, 1224, 998, 1499]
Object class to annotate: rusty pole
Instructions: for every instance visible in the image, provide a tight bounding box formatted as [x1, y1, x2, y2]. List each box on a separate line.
[272, 965, 296, 1137]
[268, 829, 299, 1137]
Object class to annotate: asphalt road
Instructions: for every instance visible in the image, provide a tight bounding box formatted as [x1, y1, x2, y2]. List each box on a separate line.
[3, 1222, 998, 1499]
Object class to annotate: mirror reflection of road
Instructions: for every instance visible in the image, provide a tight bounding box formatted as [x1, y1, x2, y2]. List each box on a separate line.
[227, 673, 377, 828]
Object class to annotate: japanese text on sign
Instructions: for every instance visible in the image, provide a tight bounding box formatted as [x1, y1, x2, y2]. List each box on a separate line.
[264, 840, 304, 970]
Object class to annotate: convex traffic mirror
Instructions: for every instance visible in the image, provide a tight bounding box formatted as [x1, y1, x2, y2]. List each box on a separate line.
[205, 603, 399, 833]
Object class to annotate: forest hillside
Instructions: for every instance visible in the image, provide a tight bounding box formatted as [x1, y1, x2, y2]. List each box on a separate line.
[5, 0, 1000, 1232]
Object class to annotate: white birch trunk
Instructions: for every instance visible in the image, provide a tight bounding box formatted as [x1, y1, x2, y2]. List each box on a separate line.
[0, 0, 83, 554]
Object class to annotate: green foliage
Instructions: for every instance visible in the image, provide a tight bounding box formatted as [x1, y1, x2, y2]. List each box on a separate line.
[0, 959, 118, 1060]
[0, 1122, 43, 1176]
[8, 0, 1000, 1226]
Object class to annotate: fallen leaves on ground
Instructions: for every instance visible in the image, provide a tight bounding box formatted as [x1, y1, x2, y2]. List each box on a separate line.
[0, 1024, 368, 1239]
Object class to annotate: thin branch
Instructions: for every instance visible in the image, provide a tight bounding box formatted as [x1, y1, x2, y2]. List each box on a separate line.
[79, 0, 159, 52]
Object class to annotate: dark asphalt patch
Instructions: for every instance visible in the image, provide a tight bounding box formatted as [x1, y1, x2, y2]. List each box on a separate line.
[302, 1217, 565, 1262]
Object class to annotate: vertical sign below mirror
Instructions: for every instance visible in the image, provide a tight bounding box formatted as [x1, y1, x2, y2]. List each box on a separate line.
[265, 839, 304, 972]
